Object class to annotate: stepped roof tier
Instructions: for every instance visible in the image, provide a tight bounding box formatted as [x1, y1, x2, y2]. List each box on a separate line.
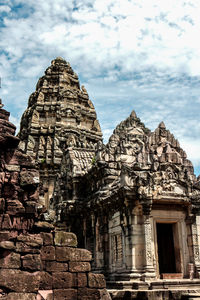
[18, 57, 102, 211]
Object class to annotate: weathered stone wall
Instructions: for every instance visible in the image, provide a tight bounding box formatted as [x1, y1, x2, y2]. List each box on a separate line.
[0, 229, 109, 300]
[0, 107, 40, 232]
[0, 106, 111, 300]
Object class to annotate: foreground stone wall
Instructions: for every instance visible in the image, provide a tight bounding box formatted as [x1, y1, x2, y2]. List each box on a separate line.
[0, 229, 109, 300]
[0, 105, 110, 300]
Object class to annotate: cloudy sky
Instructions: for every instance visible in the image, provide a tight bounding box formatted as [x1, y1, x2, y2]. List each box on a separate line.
[0, 0, 200, 175]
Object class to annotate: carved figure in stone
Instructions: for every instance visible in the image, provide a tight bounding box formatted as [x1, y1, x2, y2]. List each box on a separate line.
[81, 85, 88, 94]
[66, 135, 77, 148]
[27, 135, 35, 150]
[126, 124, 144, 137]
[42, 79, 48, 87]
[32, 110, 39, 124]
[61, 88, 75, 99]
[70, 151, 82, 175]
[66, 108, 74, 118]
[62, 73, 71, 85]
[18, 141, 26, 152]
[120, 139, 144, 167]
[104, 134, 120, 161]
[37, 92, 45, 102]
[47, 136, 52, 150]
[108, 134, 119, 151]
[39, 136, 46, 151]
[92, 120, 101, 132]
[120, 166, 137, 188]
[80, 135, 87, 148]
[88, 100, 94, 109]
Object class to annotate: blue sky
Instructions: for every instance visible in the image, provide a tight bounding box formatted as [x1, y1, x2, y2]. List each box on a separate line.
[0, 0, 200, 176]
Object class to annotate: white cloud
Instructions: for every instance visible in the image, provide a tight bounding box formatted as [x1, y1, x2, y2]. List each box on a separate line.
[0, 0, 200, 174]
[180, 138, 200, 169]
[0, 5, 11, 13]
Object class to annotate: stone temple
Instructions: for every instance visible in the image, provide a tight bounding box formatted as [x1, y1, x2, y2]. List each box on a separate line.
[1, 57, 200, 299]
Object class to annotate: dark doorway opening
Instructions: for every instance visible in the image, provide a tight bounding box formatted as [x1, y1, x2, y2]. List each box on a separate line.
[156, 223, 176, 274]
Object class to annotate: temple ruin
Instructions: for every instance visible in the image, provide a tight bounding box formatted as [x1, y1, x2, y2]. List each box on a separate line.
[1, 57, 200, 299]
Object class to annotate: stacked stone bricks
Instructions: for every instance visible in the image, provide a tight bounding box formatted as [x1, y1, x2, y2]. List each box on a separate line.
[0, 106, 111, 299]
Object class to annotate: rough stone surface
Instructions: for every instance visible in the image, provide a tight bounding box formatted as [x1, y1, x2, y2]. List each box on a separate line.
[0, 269, 40, 292]
[21, 254, 42, 270]
[54, 231, 77, 247]
[69, 261, 91, 272]
[0, 101, 109, 300]
[55, 246, 92, 262]
[53, 289, 77, 300]
[52, 271, 75, 289]
[6, 293, 37, 300]
[88, 273, 106, 288]
[0, 251, 21, 269]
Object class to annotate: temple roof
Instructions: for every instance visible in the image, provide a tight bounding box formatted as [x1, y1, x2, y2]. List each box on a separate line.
[79, 111, 199, 215]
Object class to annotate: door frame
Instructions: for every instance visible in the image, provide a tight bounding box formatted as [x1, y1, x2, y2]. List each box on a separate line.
[153, 217, 184, 278]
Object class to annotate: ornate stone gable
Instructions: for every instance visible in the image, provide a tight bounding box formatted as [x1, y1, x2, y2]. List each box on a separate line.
[67, 111, 200, 219]
[97, 110, 150, 168]
[18, 57, 102, 210]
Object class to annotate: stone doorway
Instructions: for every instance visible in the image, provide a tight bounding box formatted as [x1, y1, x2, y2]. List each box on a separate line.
[156, 223, 182, 277]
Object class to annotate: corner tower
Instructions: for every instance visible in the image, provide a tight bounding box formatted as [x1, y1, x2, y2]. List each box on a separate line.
[18, 57, 102, 209]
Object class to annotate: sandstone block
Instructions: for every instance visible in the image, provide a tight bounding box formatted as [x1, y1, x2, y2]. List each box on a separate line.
[20, 169, 40, 186]
[0, 251, 21, 268]
[41, 246, 55, 261]
[0, 240, 15, 249]
[54, 289, 77, 300]
[7, 150, 35, 167]
[17, 233, 43, 247]
[99, 288, 112, 300]
[78, 288, 111, 300]
[39, 271, 53, 290]
[16, 242, 40, 254]
[7, 293, 37, 300]
[41, 232, 53, 245]
[55, 247, 92, 262]
[69, 261, 91, 272]
[54, 231, 77, 247]
[5, 164, 20, 172]
[77, 273, 87, 287]
[52, 272, 76, 289]
[77, 288, 101, 300]
[0, 269, 40, 292]
[34, 221, 54, 232]
[1, 214, 12, 229]
[6, 200, 25, 215]
[22, 254, 42, 270]
[88, 273, 106, 288]
[0, 230, 14, 241]
[25, 201, 37, 214]
[46, 261, 68, 272]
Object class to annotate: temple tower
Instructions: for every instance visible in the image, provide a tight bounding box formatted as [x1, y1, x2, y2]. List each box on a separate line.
[18, 57, 102, 211]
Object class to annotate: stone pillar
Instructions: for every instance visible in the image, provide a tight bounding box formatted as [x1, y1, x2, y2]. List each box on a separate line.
[142, 214, 156, 280]
[127, 214, 144, 280]
[191, 219, 200, 277]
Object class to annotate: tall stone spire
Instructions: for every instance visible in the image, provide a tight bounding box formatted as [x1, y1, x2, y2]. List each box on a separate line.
[18, 57, 102, 210]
